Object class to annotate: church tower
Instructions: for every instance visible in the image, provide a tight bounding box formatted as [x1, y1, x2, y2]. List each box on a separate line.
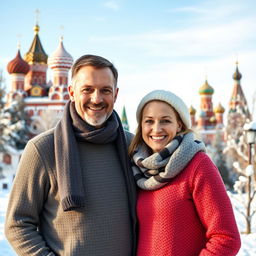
[48, 37, 73, 101]
[24, 23, 48, 96]
[197, 79, 215, 130]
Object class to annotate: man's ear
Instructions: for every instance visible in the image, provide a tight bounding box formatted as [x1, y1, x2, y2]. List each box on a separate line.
[68, 85, 75, 102]
[114, 87, 119, 102]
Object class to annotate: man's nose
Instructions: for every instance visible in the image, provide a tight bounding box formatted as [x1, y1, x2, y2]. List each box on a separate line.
[91, 90, 103, 104]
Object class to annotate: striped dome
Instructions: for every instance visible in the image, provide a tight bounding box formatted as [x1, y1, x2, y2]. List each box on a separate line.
[48, 38, 73, 69]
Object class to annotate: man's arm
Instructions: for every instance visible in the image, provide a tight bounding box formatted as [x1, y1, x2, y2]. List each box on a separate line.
[5, 140, 55, 256]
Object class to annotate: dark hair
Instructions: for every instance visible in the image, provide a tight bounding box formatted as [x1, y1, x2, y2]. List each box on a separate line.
[71, 54, 118, 86]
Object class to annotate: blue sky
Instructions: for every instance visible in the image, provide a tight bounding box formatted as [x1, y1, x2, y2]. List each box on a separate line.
[1, 0, 256, 130]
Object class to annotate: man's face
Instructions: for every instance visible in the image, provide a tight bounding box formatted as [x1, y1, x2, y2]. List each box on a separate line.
[68, 66, 118, 128]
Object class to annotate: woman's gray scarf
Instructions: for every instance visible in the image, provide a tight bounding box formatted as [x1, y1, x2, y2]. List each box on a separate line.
[54, 101, 136, 211]
[132, 132, 206, 190]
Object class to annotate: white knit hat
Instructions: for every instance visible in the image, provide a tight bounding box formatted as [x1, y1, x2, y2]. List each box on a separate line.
[136, 90, 191, 128]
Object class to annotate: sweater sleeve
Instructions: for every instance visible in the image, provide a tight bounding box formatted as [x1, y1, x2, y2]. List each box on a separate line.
[4, 140, 55, 256]
[191, 153, 241, 256]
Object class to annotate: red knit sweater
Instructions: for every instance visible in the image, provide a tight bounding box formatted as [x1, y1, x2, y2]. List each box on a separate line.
[137, 152, 241, 256]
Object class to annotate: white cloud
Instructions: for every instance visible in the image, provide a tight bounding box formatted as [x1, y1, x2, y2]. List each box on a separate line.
[89, 16, 256, 59]
[103, 1, 119, 10]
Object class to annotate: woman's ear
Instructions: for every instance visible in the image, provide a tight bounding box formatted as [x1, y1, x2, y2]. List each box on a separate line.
[177, 122, 182, 133]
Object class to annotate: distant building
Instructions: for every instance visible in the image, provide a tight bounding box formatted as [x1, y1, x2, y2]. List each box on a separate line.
[6, 23, 73, 136]
[1, 22, 253, 187]
[189, 78, 225, 146]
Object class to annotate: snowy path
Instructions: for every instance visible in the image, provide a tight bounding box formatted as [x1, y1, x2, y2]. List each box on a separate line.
[0, 189, 256, 255]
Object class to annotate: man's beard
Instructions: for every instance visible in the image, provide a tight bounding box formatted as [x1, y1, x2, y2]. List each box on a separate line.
[83, 102, 111, 128]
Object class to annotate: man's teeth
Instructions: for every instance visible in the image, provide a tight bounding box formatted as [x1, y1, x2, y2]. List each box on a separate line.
[89, 107, 103, 110]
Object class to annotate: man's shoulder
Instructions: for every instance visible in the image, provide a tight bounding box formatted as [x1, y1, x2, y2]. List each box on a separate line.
[29, 128, 55, 147]
[124, 130, 134, 146]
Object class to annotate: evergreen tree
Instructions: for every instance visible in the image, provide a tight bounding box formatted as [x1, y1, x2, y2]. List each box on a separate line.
[0, 70, 7, 152]
[4, 95, 30, 150]
[0, 70, 29, 151]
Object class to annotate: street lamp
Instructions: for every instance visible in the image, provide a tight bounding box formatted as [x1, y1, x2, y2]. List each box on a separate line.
[243, 121, 256, 234]
[244, 121, 256, 165]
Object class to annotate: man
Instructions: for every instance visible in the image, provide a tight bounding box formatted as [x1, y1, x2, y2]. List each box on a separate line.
[5, 55, 137, 256]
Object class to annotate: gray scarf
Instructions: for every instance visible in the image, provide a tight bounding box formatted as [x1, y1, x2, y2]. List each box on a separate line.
[132, 132, 206, 190]
[54, 101, 136, 212]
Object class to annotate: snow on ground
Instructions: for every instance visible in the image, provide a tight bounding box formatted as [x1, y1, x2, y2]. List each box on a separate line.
[0, 188, 256, 255]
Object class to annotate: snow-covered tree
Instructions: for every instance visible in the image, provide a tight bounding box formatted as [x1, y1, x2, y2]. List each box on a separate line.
[0, 70, 7, 153]
[208, 128, 234, 189]
[232, 162, 256, 234]
[0, 71, 29, 151]
[3, 96, 30, 150]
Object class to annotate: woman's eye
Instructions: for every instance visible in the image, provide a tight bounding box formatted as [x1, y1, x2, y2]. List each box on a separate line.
[145, 120, 153, 124]
[161, 119, 171, 123]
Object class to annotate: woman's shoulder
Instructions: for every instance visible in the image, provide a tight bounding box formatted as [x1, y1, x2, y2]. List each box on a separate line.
[188, 151, 213, 167]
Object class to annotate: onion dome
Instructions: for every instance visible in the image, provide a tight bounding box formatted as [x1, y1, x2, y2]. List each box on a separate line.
[233, 62, 242, 81]
[199, 79, 214, 95]
[24, 24, 48, 64]
[48, 37, 73, 69]
[189, 105, 196, 115]
[7, 50, 30, 74]
[209, 116, 216, 123]
[214, 102, 225, 114]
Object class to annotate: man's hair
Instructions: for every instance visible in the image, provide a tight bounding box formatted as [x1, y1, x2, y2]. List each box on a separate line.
[71, 54, 118, 86]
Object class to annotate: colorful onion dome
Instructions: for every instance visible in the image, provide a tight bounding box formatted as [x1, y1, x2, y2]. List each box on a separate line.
[209, 116, 216, 123]
[189, 105, 196, 115]
[48, 37, 73, 69]
[7, 50, 30, 74]
[214, 102, 225, 114]
[233, 62, 242, 81]
[24, 24, 48, 64]
[199, 79, 214, 95]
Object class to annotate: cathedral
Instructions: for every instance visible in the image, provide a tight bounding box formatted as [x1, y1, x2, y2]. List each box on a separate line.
[6, 23, 73, 136]
[0, 21, 253, 188]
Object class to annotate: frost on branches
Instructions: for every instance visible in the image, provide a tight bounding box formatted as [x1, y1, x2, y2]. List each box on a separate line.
[0, 73, 29, 152]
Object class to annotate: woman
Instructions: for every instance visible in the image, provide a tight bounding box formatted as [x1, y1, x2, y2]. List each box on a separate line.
[129, 90, 241, 256]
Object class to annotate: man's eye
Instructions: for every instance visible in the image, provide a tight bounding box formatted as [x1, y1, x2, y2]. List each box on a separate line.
[82, 88, 93, 93]
[102, 88, 112, 94]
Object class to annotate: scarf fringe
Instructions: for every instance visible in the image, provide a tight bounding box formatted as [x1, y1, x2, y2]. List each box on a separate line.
[62, 196, 86, 211]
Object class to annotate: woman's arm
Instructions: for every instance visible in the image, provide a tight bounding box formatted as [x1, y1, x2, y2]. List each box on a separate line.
[191, 153, 241, 256]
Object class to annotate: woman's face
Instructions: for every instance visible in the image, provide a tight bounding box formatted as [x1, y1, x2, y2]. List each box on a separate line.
[141, 101, 182, 153]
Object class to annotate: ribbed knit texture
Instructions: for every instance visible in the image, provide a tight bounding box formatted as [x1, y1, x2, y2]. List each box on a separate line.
[137, 152, 241, 256]
[5, 129, 135, 256]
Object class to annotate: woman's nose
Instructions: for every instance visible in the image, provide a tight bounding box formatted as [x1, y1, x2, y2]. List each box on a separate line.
[152, 122, 162, 133]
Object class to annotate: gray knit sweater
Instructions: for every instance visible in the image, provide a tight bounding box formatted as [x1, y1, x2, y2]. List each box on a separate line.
[5, 128, 136, 256]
